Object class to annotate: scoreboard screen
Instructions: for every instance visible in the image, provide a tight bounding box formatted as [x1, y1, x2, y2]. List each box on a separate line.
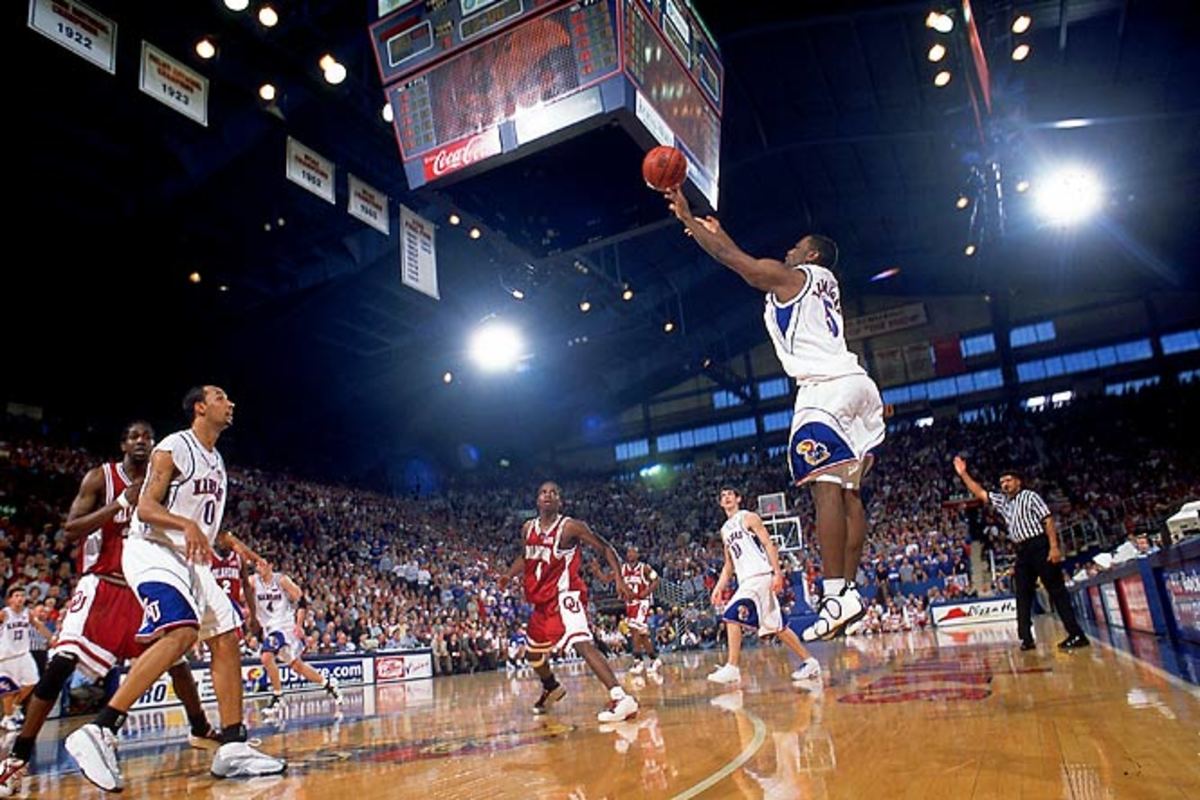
[388, 0, 619, 168]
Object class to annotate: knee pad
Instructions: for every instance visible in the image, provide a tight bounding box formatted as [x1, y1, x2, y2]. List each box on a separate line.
[34, 654, 77, 702]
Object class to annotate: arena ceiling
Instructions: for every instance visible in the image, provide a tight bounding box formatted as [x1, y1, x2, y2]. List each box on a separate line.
[8, 0, 1198, 480]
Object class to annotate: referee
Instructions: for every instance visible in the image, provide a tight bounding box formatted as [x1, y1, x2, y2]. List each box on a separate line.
[953, 457, 1088, 651]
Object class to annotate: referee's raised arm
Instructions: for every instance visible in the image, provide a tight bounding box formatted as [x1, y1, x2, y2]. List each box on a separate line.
[953, 457, 990, 503]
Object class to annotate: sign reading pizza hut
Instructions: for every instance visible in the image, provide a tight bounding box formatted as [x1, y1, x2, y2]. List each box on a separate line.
[931, 597, 1018, 628]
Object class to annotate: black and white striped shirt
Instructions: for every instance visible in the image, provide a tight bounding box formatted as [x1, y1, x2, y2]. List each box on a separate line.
[988, 489, 1051, 543]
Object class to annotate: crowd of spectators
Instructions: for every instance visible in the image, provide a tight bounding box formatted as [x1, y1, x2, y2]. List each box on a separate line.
[0, 382, 1195, 678]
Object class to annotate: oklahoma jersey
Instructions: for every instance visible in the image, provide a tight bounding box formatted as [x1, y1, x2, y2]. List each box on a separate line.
[523, 515, 586, 605]
[621, 562, 658, 600]
[720, 510, 773, 583]
[764, 264, 866, 382]
[129, 429, 227, 551]
[211, 550, 245, 607]
[78, 462, 135, 577]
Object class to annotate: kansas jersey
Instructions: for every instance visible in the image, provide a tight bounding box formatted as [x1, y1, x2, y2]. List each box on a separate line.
[129, 430, 227, 552]
[252, 574, 295, 633]
[764, 264, 866, 382]
[78, 462, 135, 578]
[0, 609, 31, 659]
[720, 510, 773, 583]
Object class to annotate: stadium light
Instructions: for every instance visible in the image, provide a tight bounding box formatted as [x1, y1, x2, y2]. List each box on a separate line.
[258, 5, 278, 27]
[579, 298, 591, 313]
[1012, 14, 1032, 34]
[663, 320, 675, 333]
[1015, 179, 1030, 193]
[927, 43, 946, 62]
[964, 244, 977, 257]
[934, 70, 952, 87]
[195, 38, 216, 60]
[224, 0, 249, 10]
[1035, 168, 1103, 225]
[956, 195, 970, 210]
[442, 371, 453, 384]
[382, 102, 393, 123]
[925, 11, 953, 33]
[1012, 43, 1031, 61]
[469, 320, 524, 372]
[621, 285, 634, 301]
[258, 83, 276, 102]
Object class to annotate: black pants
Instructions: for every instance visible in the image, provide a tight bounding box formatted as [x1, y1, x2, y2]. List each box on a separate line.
[1014, 535, 1084, 643]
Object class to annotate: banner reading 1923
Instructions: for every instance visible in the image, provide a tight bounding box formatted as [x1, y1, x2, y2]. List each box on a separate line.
[139, 41, 209, 126]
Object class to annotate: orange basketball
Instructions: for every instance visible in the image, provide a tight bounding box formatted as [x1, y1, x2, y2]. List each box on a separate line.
[642, 145, 688, 191]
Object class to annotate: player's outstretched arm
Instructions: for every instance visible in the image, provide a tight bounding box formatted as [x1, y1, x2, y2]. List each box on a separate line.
[567, 520, 630, 600]
[665, 187, 806, 298]
[952, 456, 990, 503]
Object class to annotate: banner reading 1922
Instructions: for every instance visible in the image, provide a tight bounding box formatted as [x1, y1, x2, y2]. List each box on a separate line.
[27, 0, 117, 74]
[139, 41, 209, 126]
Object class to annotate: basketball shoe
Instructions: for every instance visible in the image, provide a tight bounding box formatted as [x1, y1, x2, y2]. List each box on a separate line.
[597, 687, 638, 723]
[801, 587, 865, 642]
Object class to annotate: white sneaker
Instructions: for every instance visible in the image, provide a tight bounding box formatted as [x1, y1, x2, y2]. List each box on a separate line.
[65, 723, 123, 792]
[802, 589, 865, 642]
[325, 676, 343, 705]
[791, 658, 822, 681]
[0, 757, 27, 798]
[629, 661, 645, 675]
[844, 618, 865, 636]
[706, 663, 741, 685]
[648, 658, 662, 673]
[0, 720, 17, 734]
[597, 692, 639, 723]
[210, 741, 287, 779]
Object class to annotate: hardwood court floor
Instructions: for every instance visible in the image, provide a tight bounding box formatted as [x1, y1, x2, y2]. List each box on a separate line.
[22, 619, 1200, 799]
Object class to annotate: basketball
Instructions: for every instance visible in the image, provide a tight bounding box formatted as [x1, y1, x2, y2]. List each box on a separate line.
[642, 145, 688, 191]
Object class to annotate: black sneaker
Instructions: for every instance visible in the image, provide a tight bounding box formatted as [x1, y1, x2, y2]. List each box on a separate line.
[532, 684, 566, 716]
[1019, 640, 1036, 652]
[1058, 634, 1090, 650]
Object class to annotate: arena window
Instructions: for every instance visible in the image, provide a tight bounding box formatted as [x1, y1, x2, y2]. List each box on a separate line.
[762, 410, 791, 432]
[1105, 376, 1160, 396]
[1017, 338, 1154, 383]
[880, 368, 1005, 406]
[614, 439, 649, 461]
[1010, 320, 1056, 348]
[757, 376, 790, 400]
[960, 332, 996, 358]
[712, 388, 747, 409]
[1160, 328, 1200, 355]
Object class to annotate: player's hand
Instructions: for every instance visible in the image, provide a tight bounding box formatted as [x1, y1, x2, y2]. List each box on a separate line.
[122, 481, 144, 504]
[1047, 546, 1064, 565]
[771, 572, 785, 594]
[710, 589, 723, 609]
[616, 579, 634, 601]
[953, 456, 968, 476]
[665, 186, 692, 222]
[183, 520, 213, 564]
[695, 215, 721, 235]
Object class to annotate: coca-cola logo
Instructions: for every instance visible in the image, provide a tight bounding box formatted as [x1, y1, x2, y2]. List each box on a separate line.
[423, 131, 500, 180]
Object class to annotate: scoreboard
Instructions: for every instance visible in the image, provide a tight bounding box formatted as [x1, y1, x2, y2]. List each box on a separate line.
[370, 0, 722, 208]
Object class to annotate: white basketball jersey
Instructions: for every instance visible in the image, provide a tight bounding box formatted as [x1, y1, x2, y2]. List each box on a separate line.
[0, 608, 30, 659]
[130, 430, 227, 552]
[720, 510, 773, 583]
[764, 264, 866, 382]
[253, 574, 295, 632]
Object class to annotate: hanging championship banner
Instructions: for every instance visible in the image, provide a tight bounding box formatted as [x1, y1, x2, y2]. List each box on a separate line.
[399, 205, 439, 300]
[845, 302, 928, 341]
[903, 342, 935, 381]
[139, 42, 209, 126]
[27, 0, 117, 74]
[873, 347, 907, 386]
[348, 174, 390, 235]
[285, 137, 336, 204]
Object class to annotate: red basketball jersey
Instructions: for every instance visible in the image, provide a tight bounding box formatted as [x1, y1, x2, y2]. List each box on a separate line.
[523, 515, 586, 605]
[621, 561, 657, 599]
[77, 462, 133, 578]
[211, 550, 245, 606]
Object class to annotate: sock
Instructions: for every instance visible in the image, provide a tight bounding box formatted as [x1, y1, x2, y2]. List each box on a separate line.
[540, 674, 559, 691]
[11, 735, 35, 762]
[95, 705, 127, 734]
[220, 723, 248, 744]
[187, 710, 210, 735]
[823, 578, 846, 596]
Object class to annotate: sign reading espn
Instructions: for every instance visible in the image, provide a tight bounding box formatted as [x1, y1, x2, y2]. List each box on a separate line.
[421, 129, 501, 181]
[931, 597, 1017, 628]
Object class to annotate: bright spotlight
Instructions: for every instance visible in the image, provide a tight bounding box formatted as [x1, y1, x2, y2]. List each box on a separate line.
[195, 38, 216, 60]
[469, 321, 523, 372]
[323, 62, 346, 85]
[579, 299, 592, 313]
[1012, 43, 1031, 61]
[258, 83, 276, 102]
[224, 0, 249, 10]
[964, 244, 977, 257]
[1015, 179, 1030, 193]
[468, 227, 482, 239]
[621, 285, 634, 301]
[442, 371, 454, 384]
[925, 11, 953, 33]
[381, 102, 393, 123]
[955, 195, 970, 210]
[1012, 14, 1032, 34]
[511, 289, 525, 300]
[927, 43, 946, 62]
[934, 70, 952, 87]
[663, 320, 675, 333]
[1035, 168, 1102, 225]
[258, 5, 278, 27]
